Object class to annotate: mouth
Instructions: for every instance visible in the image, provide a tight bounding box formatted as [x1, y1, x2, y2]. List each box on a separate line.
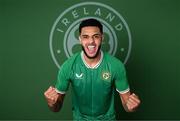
[88, 45, 95, 51]
[85, 45, 97, 55]
[82, 44, 101, 59]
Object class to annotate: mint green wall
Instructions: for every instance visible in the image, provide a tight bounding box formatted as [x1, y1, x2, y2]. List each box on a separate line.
[0, 0, 180, 120]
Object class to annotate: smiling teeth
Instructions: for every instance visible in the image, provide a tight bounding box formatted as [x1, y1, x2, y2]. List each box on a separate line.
[88, 45, 95, 50]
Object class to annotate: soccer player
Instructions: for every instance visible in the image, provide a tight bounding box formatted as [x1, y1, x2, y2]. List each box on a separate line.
[44, 18, 141, 120]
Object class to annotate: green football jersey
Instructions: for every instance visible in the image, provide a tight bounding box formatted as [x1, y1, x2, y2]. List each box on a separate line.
[55, 51, 129, 120]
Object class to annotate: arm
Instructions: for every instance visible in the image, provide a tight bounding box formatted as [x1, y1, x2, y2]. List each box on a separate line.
[119, 91, 141, 112]
[44, 86, 65, 112]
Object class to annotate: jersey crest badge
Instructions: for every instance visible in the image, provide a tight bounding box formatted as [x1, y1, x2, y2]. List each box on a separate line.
[102, 72, 111, 80]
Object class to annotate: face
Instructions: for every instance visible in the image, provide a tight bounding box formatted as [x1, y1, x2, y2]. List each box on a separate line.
[79, 26, 103, 59]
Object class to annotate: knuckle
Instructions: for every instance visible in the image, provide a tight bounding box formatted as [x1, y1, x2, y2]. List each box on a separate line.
[44, 92, 47, 96]
[44, 93, 48, 98]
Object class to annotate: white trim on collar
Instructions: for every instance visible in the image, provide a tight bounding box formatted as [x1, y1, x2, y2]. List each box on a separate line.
[81, 51, 103, 69]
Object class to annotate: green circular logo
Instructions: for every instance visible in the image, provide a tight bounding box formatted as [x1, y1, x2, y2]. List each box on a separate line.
[49, 2, 132, 69]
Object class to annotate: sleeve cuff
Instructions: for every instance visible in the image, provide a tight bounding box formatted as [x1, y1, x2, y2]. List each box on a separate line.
[55, 88, 66, 94]
[116, 88, 130, 94]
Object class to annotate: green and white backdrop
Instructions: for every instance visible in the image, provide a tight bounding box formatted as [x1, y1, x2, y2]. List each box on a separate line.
[0, 0, 180, 120]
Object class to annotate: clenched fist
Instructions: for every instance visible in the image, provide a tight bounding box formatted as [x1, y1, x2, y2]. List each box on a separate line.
[44, 86, 64, 111]
[126, 93, 140, 112]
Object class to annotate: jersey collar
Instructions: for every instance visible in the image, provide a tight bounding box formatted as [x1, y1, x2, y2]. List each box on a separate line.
[81, 50, 103, 69]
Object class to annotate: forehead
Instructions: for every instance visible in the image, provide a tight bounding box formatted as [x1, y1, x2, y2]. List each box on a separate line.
[81, 26, 101, 35]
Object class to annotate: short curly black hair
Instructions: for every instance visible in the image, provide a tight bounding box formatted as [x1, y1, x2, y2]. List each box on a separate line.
[79, 18, 103, 34]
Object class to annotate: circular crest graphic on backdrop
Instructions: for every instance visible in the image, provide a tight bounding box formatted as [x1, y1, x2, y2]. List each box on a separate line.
[49, 2, 132, 69]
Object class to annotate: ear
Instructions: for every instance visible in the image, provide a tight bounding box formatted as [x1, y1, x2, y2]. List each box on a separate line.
[101, 34, 104, 41]
[79, 36, 82, 44]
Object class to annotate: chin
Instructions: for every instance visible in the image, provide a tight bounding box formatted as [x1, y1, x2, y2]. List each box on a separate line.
[86, 52, 99, 59]
[82, 45, 101, 59]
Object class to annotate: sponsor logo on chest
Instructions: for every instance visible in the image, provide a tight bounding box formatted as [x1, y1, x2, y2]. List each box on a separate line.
[75, 73, 84, 79]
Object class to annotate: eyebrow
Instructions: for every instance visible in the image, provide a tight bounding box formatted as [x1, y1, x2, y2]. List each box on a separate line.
[81, 33, 101, 36]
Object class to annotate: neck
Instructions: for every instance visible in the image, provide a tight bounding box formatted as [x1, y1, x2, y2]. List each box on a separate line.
[83, 51, 102, 68]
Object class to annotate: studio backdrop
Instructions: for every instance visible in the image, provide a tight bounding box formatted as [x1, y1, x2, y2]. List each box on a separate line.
[0, 0, 180, 120]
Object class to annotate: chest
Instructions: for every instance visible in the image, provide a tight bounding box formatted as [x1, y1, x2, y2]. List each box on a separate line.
[70, 65, 114, 94]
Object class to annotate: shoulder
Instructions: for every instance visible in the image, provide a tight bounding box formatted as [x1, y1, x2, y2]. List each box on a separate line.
[61, 52, 81, 70]
[103, 53, 127, 80]
[103, 52, 125, 71]
[104, 52, 124, 65]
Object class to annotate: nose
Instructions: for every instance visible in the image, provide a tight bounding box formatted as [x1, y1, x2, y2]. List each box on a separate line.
[89, 37, 95, 44]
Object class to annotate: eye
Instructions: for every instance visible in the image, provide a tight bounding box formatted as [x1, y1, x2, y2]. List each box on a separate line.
[93, 35, 101, 39]
[81, 35, 89, 39]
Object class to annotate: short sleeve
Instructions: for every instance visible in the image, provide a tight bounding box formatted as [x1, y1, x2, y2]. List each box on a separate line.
[55, 64, 70, 94]
[114, 62, 130, 94]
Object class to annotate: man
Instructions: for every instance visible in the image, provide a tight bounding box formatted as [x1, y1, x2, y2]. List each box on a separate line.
[44, 18, 140, 120]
